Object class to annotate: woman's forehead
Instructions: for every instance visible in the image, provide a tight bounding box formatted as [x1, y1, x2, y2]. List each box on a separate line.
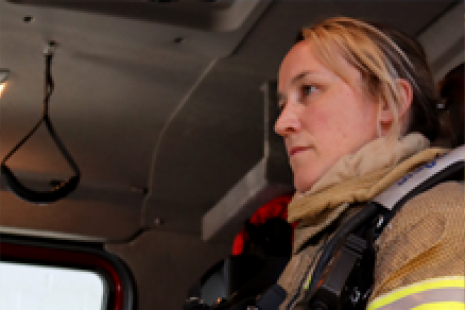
[278, 42, 325, 83]
[278, 41, 359, 90]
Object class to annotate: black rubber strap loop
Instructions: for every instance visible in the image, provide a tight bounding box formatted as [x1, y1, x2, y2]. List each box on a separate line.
[1, 47, 81, 205]
[305, 202, 381, 299]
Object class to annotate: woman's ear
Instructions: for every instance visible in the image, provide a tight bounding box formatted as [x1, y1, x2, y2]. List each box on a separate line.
[397, 79, 414, 118]
[379, 79, 413, 124]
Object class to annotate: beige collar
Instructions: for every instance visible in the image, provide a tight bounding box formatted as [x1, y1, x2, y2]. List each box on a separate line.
[288, 133, 447, 224]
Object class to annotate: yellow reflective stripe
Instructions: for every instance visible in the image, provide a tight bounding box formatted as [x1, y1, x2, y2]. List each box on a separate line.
[412, 301, 465, 310]
[368, 276, 465, 310]
[304, 276, 311, 290]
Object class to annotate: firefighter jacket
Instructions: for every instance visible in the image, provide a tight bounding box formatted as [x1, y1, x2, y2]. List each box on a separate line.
[276, 133, 465, 310]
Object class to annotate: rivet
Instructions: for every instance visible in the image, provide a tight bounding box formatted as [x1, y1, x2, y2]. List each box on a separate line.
[173, 37, 184, 44]
[44, 41, 57, 55]
[130, 186, 148, 195]
[154, 218, 164, 226]
[376, 216, 384, 229]
[23, 16, 34, 23]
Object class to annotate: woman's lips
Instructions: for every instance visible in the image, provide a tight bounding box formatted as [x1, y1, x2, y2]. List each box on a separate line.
[289, 146, 310, 156]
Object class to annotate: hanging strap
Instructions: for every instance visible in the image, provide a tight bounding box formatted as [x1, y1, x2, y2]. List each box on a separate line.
[1, 42, 81, 205]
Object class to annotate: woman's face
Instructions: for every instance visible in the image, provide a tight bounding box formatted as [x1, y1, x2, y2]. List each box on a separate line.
[275, 41, 380, 193]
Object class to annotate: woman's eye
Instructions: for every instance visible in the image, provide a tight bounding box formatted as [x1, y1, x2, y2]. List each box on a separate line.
[300, 85, 316, 98]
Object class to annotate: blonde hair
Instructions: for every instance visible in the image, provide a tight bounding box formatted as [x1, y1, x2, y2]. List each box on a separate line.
[300, 17, 439, 141]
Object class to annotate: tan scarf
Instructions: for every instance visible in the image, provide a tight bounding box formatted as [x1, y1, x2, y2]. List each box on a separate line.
[287, 133, 447, 224]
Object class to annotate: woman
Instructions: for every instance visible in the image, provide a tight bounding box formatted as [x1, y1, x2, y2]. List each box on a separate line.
[274, 17, 464, 309]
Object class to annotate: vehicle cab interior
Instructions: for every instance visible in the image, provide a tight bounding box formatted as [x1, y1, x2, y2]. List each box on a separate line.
[0, 1, 463, 309]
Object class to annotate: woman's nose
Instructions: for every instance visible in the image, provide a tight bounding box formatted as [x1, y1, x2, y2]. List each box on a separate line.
[274, 104, 300, 137]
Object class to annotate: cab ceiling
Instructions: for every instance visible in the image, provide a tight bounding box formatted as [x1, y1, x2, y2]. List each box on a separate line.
[0, 1, 459, 242]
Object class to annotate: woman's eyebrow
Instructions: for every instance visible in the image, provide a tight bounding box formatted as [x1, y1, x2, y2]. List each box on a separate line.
[291, 71, 315, 85]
